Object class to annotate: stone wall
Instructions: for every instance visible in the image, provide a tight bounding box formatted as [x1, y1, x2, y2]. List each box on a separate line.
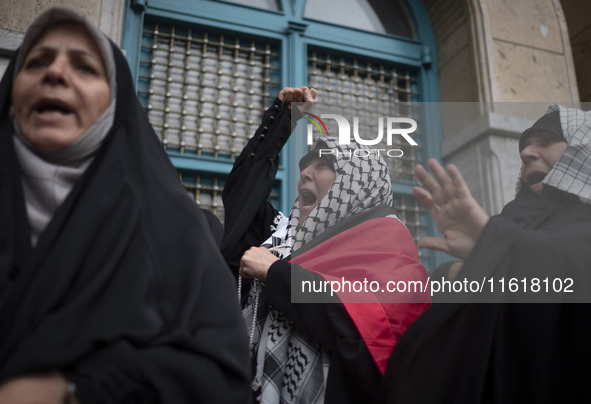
[0, 0, 587, 214]
[0, 0, 124, 76]
[423, 0, 584, 214]
[487, 0, 578, 103]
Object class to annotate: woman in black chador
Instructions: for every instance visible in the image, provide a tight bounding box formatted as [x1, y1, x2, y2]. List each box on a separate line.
[380, 105, 591, 403]
[0, 8, 251, 403]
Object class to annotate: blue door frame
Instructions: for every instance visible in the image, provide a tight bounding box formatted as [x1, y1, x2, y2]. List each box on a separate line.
[121, 0, 447, 269]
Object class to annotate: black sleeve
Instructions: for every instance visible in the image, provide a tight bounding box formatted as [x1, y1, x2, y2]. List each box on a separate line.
[221, 98, 297, 275]
[261, 261, 382, 402]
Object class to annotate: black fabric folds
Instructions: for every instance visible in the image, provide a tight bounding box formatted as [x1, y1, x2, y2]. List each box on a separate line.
[379, 186, 591, 403]
[0, 41, 251, 403]
[221, 99, 290, 275]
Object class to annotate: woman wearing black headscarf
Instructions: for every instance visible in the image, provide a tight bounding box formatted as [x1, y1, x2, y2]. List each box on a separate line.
[0, 8, 251, 403]
[379, 105, 591, 403]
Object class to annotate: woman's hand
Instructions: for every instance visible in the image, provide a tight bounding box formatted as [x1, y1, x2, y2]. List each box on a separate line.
[278, 86, 317, 109]
[239, 247, 279, 282]
[413, 158, 490, 260]
[0, 371, 69, 404]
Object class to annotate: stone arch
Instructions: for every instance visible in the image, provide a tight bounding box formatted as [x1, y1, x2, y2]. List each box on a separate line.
[423, 0, 580, 103]
[422, 0, 582, 215]
[422, 0, 483, 102]
[559, 0, 591, 102]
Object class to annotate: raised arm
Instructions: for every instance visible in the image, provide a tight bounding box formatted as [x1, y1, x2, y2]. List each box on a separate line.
[221, 87, 316, 274]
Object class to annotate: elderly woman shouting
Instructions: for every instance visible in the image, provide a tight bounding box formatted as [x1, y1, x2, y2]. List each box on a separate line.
[0, 8, 251, 404]
[222, 87, 430, 404]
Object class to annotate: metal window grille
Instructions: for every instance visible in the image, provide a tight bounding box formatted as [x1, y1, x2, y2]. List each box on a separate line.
[307, 49, 422, 181]
[179, 171, 225, 222]
[138, 19, 280, 160]
[308, 49, 429, 256]
[180, 171, 281, 224]
[394, 195, 430, 261]
[137, 18, 281, 219]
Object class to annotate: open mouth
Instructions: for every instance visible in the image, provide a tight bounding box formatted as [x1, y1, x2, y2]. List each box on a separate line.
[34, 99, 73, 115]
[526, 171, 547, 185]
[300, 190, 317, 207]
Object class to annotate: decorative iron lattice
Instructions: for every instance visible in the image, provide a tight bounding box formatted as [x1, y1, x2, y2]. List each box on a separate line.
[180, 171, 281, 225]
[138, 20, 281, 160]
[307, 49, 422, 182]
[394, 194, 430, 261]
[308, 49, 428, 250]
[179, 172, 225, 223]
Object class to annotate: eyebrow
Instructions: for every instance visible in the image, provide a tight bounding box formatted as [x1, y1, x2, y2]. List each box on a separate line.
[525, 132, 564, 147]
[534, 132, 562, 140]
[28, 46, 103, 63]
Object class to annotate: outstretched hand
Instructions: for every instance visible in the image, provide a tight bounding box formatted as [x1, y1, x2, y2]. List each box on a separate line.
[413, 159, 489, 260]
[278, 86, 317, 109]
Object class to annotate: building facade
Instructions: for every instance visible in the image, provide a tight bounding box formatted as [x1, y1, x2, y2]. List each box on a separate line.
[1, 0, 588, 270]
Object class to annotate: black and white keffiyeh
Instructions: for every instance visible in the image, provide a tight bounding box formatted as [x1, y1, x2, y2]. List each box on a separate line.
[243, 136, 395, 403]
[288, 136, 394, 253]
[542, 105, 591, 204]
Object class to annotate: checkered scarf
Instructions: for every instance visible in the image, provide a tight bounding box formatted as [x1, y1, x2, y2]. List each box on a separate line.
[244, 137, 394, 403]
[288, 137, 394, 252]
[517, 105, 591, 204]
[543, 105, 591, 203]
